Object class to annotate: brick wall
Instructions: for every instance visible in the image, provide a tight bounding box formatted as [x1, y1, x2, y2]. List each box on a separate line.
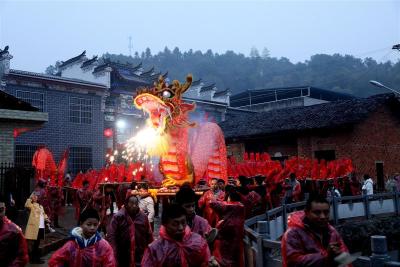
[4, 84, 106, 170]
[297, 106, 400, 179]
[226, 105, 400, 183]
[0, 124, 14, 163]
[348, 106, 400, 177]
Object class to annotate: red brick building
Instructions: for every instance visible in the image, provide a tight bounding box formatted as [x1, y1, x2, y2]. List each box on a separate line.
[220, 94, 400, 190]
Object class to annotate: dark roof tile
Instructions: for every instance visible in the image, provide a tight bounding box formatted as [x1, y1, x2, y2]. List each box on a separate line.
[0, 90, 38, 111]
[200, 83, 216, 93]
[59, 51, 86, 68]
[9, 69, 107, 89]
[214, 88, 230, 97]
[219, 93, 399, 139]
[191, 79, 202, 87]
[81, 56, 98, 68]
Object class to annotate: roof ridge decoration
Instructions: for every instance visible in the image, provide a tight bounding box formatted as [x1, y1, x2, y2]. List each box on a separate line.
[92, 62, 112, 74]
[113, 68, 151, 86]
[59, 51, 87, 68]
[147, 72, 161, 80]
[140, 67, 155, 76]
[200, 83, 216, 93]
[106, 60, 142, 72]
[214, 88, 230, 97]
[81, 56, 98, 69]
[190, 78, 202, 87]
[0, 45, 9, 57]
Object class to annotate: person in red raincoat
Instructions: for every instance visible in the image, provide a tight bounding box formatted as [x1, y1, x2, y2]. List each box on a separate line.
[48, 208, 115, 267]
[281, 194, 351, 267]
[47, 186, 64, 228]
[0, 196, 29, 267]
[198, 178, 225, 227]
[175, 186, 212, 239]
[350, 175, 361, 196]
[107, 195, 153, 267]
[75, 180, 93, 219]
[210, 189, 246, 267]
[91, 186, 111, 233]
[141, 203, 212, 267]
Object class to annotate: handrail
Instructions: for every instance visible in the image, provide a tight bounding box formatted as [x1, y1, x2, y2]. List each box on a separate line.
[243, 191, 400, 267]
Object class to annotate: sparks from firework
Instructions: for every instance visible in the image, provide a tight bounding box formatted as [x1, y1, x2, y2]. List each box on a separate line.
[105, 121, 169, 177]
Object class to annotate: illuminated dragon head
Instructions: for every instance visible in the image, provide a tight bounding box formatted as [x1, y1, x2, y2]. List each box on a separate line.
[134, 74, 196, 133]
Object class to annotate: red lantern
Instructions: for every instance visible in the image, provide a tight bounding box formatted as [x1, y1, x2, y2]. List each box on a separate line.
[104, 128, 113, 138]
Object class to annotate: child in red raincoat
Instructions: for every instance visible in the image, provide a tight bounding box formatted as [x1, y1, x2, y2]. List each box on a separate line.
[141, 203, 213, 267]
[48, 208, 115, 267]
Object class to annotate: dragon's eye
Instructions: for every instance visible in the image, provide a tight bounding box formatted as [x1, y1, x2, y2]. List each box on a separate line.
[162, 90, 173, 98]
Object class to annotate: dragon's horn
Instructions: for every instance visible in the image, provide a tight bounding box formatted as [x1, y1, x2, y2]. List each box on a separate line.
[175, 74, 193, 98]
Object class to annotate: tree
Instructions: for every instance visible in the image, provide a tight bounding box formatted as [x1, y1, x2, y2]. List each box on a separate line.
[250, 47, 260, 58]
[145, 48, 152, 59]
[45, 61, 62, 75]
[44, 47, 399, 98]
[262, 47, 270, 59]
[163, 46, 171, 55]
[172, 47, 181, 60]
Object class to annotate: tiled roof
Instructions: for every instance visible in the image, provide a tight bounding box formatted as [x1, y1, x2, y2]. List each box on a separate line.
[81, 56, 98, 68]
[0, 90, 38, 111]
[214, 88, 230, 97]
[219, 93, 399, 139]
[113, 69, 151, 87]
[104, 60, 143, 72]
[191, 79, 202, 87]
[183, 96, 229, 107]
[59, 51, 86, 68]
[93, 63, 110, 73]
[8, 69, 107, 89]
[230, 86, 354, 107]
[140, 67, 155, 77]
[200, 83, 216, 93]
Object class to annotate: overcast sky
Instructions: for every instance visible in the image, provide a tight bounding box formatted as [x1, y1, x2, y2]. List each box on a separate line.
[0, 0, 399, 72]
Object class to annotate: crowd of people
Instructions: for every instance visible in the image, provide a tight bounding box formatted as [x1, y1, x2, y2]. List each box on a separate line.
[1, 171, 400, 266]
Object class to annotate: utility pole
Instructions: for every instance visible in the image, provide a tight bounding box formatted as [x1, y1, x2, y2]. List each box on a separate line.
[128, 36, 133, 57]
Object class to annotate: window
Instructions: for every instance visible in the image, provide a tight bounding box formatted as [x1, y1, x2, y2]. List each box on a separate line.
[15, 145, 38, 167]
[314, 150, 336, 161]
[69, 147, 92, 175]
[70, 97, 92, 124]
[16, 90, 45, 111]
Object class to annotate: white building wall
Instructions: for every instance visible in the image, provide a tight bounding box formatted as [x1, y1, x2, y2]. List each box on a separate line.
[61, 63, 110, 88]
[212, 95, 229, 104]
[184, 85, 202, 99]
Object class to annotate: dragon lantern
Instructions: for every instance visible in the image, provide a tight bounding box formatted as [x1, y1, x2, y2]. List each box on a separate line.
[134, 75, 227, 187]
